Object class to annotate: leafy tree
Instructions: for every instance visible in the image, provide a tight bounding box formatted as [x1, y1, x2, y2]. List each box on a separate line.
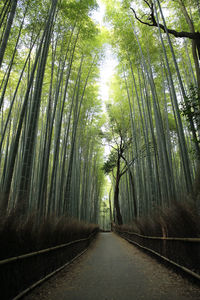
[0, 0, 105, 225]
[127, 0, 200, 100]
[103, 0, 198, 222]
[103, 100, 133, 225]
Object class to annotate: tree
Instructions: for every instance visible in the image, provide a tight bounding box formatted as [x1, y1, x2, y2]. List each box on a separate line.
[0, 0, 105, 224]
[103, 102, 132, 225]
[0, 0, 18, 68]
[103, 0, 198, 220]
[129, 0, 200, 98]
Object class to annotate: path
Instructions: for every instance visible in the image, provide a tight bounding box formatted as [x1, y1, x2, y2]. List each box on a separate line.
[25, 233, 200, 300]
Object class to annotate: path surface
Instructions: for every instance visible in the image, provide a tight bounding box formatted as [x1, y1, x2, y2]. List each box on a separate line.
[25, 233, 200, 300]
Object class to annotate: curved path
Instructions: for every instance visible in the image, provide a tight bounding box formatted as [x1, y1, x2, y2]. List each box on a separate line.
[25, 233, 200, 300]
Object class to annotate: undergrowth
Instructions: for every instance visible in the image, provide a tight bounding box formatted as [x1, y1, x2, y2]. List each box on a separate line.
[0, 211, 99, 260]
[115, 201, 200, 238]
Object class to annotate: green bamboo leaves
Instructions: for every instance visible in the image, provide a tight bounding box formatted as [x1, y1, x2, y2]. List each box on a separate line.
[0, 0, 104, 225]
[103, 0, 200, 224]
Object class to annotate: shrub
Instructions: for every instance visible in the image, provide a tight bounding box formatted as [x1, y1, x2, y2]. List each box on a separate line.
[0, 211, 99, 260]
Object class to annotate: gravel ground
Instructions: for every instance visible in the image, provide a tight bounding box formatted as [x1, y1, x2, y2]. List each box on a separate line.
[24, 232, 200, 300]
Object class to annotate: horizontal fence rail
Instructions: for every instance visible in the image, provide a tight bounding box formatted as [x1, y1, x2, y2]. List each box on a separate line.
[0, 230, 98, 300]
[116, 230, 200, 280]
[118, 231, 200, 242]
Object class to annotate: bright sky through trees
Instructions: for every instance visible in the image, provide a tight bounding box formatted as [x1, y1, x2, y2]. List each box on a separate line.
[99, 45, 118, 109]
[91, 0, 118, 109]
[91, 0, 118, 162]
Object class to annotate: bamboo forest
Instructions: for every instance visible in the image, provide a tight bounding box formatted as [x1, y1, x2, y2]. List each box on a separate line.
[1, 1, 200, 296]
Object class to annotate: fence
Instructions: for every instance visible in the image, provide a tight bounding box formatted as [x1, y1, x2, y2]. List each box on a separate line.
[0, 230, 98, 299]
[116, 230, 200, 280]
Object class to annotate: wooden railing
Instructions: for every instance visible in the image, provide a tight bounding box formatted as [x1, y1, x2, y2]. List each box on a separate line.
[0, 230, 98, 300]
[116, 230, 200, 281]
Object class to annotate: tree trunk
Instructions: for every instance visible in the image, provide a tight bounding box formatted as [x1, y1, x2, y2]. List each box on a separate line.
[128, 168, 137, 218]
[177, 0, 200, 92]
[0, 0, 18, 68]
[17, 0, 57, 213]
[114, 156, 123, 225]
[109, 187, 113, 227]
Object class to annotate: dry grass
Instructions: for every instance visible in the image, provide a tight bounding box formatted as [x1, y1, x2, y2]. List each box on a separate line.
[116, 200, 200, 238]
[115, 201, 200, 275]
[0, 211, 99, 260]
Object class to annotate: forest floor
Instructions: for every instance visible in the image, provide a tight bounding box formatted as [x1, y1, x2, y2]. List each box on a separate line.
[24, 233, 200, 300]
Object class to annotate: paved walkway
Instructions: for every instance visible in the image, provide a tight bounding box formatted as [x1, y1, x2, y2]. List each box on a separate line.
[25, 233, 200, 300]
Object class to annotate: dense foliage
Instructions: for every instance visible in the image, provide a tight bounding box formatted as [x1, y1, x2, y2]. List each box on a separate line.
[102, 0, 200, 225]
[0, 0, 200, 233]
[0, 0, 105, 224]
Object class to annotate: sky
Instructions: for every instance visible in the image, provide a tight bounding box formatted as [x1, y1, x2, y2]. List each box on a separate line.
[91, 1, 118, 108]
[90, 0, 118, 160]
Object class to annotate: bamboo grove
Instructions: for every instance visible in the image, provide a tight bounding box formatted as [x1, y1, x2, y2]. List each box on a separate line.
[0, 0, 105, 223]
[0, 0, 200, 228]
[103, 0, 200, 225]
